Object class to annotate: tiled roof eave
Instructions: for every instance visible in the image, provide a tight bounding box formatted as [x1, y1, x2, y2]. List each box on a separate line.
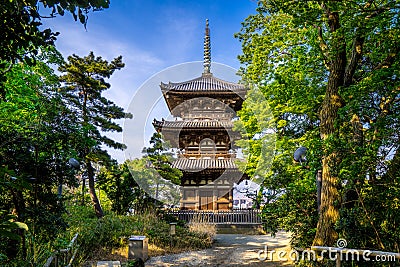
[160, 75, 247, 93]
[171, 158, 243, 171]
[161, 88, 247, 95]
[152, 120, 235, 129]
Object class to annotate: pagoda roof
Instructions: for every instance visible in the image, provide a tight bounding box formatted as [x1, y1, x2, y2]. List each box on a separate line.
[172, 158, 239, 170]
[153, 119, 234, 130]
[160, 73, 247, 95]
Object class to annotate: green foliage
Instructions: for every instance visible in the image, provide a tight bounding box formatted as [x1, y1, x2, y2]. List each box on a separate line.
[0, 0, 109, 65]
[0, 47, 80, 264]
[126, 158, 181, 208]
[58, 51, 130, 154]
[143, 133, 183, 185]
[97, 161, 154, 215]
[0, 212, 29, 241]
[0, 0, 110, 99]
[236, 0, 400, 256]
[58, 51, 132, 217]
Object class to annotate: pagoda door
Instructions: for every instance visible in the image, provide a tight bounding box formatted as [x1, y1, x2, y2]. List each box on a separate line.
[199, 190, 213, 210]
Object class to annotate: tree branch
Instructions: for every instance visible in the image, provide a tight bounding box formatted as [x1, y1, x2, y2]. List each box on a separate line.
[373, 50, 398, 71]
[315, 25, 330, 70]
[355, 187, 385, 250]
[344, 33, 364, 87]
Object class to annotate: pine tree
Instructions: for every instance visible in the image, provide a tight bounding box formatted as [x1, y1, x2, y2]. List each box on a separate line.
[59, 51, 131, 218]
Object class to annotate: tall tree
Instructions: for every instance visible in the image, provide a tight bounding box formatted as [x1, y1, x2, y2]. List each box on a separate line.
[59, 52, 131, 218]
[236, 0, 399, 249]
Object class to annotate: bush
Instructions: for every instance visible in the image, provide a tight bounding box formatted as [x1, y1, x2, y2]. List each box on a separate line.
[188, 213, 217, 243]
[61, 206, 214, 263]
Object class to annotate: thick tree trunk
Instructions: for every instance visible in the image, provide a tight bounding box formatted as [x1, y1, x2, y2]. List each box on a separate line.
[86, 159, 104, 218]
[313, 8, 346, 247]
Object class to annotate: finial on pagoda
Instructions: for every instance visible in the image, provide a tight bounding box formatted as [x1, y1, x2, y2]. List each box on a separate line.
[203, 19, 211, 74]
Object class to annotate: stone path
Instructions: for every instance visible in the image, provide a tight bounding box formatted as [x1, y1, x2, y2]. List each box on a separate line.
[145, 231, 293, 266]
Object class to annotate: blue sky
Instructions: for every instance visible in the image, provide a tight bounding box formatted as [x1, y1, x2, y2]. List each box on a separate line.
[41, 0, 258, 162]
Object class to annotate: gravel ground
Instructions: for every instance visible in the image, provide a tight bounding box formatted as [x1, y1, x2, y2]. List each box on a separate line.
[145, 231, 293, 267]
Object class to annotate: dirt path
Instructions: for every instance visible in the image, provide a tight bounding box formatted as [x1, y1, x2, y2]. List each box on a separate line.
[145, 231, 293, 266]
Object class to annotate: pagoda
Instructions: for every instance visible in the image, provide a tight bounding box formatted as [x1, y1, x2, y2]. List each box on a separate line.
[153, 20, 247, 210]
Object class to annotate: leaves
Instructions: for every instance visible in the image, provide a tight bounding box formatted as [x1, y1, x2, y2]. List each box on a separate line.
[237, 0, 400, 250]
[0, 0, 110, 75]
[0, 212, 29, 241]
[143, 132, 183, 186]
[58, 51, 129, 153]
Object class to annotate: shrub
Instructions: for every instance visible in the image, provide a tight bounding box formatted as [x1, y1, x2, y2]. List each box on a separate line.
[188, 213, 216, 243]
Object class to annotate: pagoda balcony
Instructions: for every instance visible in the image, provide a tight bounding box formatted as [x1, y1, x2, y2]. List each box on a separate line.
[178, 153, 236, 159]
[177, 150, 236, 159]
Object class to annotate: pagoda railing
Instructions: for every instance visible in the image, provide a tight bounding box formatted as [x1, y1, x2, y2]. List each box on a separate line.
[167, 209, 262, 224]
[178, 152, 236, 159]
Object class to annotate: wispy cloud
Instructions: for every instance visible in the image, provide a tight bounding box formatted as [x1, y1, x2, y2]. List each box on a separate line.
[39, 0, 251, 163]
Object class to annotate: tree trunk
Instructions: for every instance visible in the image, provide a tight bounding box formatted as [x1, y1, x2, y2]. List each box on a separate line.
[81, 88, 103, 218]
[86, 159, 104, 218]
[313, 8, 346, 247]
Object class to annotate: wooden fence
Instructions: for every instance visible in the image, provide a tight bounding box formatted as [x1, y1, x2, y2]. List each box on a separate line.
[44, 233, 79, 267]
[167, 209, 262, 224]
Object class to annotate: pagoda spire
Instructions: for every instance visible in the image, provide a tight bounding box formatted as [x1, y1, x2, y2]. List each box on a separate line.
[203, 19, 211, 74]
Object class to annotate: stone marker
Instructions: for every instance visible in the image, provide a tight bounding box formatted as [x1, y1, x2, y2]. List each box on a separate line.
[96, 261, 121, 267]
[128, 235, 148, 261]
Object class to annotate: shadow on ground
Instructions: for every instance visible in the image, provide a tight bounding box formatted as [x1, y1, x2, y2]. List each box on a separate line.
[145, 231, 293, 267]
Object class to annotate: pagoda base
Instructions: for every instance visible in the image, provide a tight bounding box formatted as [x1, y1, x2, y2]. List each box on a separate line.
[180, 185, 233, 211]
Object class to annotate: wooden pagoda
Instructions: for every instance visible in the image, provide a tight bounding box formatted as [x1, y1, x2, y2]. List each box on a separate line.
[153, 20, 247, 210]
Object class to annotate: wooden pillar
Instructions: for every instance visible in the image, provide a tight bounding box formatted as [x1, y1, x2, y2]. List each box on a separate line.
[229, 187, 233, 210]
[180, 187, 184, 209]
[213, 188, 218, 210]
[195, 188, 199, 210]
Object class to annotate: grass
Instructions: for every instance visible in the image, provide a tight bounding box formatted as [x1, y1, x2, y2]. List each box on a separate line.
[188, 213, 217, 242]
